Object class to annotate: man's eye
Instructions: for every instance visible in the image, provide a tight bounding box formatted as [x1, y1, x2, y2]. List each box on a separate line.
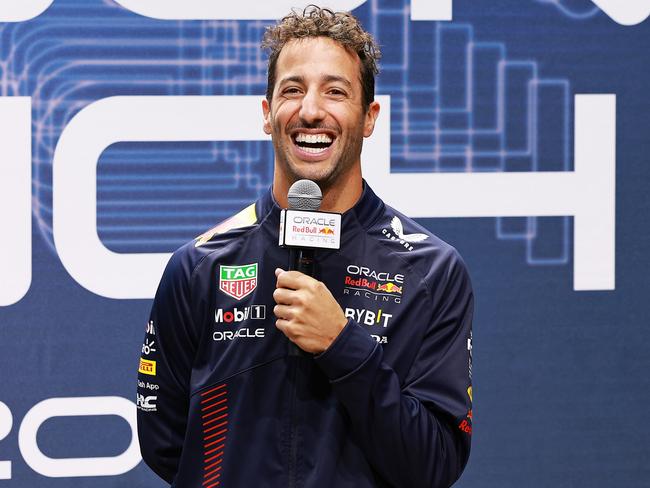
[283, 87, 301, 95]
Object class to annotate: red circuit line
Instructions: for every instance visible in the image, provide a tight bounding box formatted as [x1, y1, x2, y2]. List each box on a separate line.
[204, 427, 228, 441]
[204, 472, 221, 484]
[204, 435, 227, 449]
[202, 383, 227, 487]
[204, 465, 222, 479]
[201, 390, 227, 404]
[204, 450, 224, 464]
[201, 398, 227, 412]
[204, 442, 226, 456]
[204, 457, 223, 472]
[201, 405, 228, 425]
[201, 384, 227, 397]
[204, 419, 228, 434]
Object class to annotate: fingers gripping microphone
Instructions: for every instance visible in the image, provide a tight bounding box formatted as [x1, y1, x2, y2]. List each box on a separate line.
[287, 180, 322, 277]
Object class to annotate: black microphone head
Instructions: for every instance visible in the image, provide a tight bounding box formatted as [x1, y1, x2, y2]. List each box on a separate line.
[287, 179, 322, 211]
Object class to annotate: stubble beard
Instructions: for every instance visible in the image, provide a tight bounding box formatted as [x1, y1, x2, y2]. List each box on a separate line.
[271, 121, 364, 193]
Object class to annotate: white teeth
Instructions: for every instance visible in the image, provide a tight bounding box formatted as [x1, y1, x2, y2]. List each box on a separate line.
[295, 133, 332, 144]
[302, 146, 326, 154]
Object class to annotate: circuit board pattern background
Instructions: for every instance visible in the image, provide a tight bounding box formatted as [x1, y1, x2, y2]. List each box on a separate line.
[3, 1, 650, 487]
[0, 0, 581, 264]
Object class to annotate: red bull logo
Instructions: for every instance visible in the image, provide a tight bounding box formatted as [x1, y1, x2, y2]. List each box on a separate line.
[458, 418, 472, 435]
[458, 407, 473, 435]
[344, 276, 376, 289]
[376, 282, 402, 294]
[319, 227, 334, 235]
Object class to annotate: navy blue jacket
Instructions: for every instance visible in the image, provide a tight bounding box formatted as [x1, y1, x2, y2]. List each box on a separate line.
[137, 183, 473, 487]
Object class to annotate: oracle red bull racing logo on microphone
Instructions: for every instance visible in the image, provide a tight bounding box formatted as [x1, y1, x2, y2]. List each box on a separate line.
[219, 263, 258, 300]
[278, 209, 342, 249]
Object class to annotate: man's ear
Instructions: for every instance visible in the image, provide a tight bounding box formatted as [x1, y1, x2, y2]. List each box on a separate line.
[262, 98, 272, 135]
[363, 101, 381, 138]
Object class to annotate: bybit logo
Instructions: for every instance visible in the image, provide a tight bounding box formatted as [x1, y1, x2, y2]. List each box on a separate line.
[344, 308, 393, 328]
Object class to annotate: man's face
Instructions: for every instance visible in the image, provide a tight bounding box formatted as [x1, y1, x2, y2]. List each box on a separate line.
[263, 36, 379, 192]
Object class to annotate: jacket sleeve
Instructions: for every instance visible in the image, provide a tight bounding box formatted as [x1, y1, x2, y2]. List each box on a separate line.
[315, 251, 473, 488]
[137, 247, 202, 484]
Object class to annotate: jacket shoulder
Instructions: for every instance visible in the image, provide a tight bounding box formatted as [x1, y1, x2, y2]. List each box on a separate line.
[194, 202, 258, 248]
[367, 205, 471, 292]
[165, 202, 259, 280]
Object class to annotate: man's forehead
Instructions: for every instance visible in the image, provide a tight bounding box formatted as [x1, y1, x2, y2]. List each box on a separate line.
[274, 37, 362, 84]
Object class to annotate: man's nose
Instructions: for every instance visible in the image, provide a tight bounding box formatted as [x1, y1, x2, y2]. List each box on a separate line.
[298, 90, 326, 124]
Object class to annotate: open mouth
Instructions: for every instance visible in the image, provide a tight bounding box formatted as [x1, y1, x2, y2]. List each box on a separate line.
[293, 132, 334, 154]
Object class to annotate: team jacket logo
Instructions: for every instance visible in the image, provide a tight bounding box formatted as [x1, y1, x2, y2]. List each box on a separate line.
[213, 328, 265, 341]
[141, 338, 156, 356]
[390, 217, 428, 242]
[345, 308, 392, 344]
[344, 276, 403, 293]
[138, 358, 156, 376]
[219, 263, 258, 300]
[137, 394, 157, 412]
[138, 380, 159, 392]
[344, 265, 404, 299]
[344, 308, 393, 328]
[458, 386, 473, 435]
[145, 320, 155, 335]
[382, 216, 428, 251]
[458, 414, 472, 435]
[215, 305, 266, 323]
[141, 320, 157, 356]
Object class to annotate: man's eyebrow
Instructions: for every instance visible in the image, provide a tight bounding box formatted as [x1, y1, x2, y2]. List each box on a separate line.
[278, 75, 352, 88]
[278, 75, 305, 86]
[323, 75, 352, 88]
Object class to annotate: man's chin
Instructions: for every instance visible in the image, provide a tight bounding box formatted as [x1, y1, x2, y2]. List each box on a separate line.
[288, 163, 337, 188]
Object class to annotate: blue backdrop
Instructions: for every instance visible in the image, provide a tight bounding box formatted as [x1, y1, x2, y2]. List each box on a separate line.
[0, 0, 648, 486]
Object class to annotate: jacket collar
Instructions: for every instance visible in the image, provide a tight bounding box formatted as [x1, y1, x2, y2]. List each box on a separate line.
[255, 180, 385, 232]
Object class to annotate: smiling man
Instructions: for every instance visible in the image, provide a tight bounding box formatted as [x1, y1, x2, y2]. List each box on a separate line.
[262, 32, 379, 213]
[138, 6, 474, 488]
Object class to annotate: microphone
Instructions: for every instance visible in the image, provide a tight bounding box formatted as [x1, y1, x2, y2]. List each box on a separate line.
[287, 180, 322, 277]
[285, 180, 321, 357]
[277, 179, 340, 356]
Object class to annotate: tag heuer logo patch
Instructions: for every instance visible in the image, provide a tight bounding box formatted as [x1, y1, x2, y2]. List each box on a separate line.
[219, 263, 258, 300]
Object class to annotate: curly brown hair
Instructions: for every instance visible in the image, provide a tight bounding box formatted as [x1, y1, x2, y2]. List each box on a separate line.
[262, 5, 381, 110]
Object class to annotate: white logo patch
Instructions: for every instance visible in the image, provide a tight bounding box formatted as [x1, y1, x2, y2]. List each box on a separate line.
[390, 217, 428, 243]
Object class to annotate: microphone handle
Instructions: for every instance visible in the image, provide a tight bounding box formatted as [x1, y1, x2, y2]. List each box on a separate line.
[289, 247, 315, 276]
[287, 248, 315, 356]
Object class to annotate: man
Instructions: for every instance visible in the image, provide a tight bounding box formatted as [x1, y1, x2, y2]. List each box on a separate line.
[137, 6, 473, 487]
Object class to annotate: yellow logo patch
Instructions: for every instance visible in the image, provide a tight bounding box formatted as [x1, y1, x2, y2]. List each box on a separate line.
[139, 358, 156, 376]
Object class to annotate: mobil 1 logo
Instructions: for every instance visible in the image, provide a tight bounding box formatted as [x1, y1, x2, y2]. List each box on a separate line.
[214, 305, 266, 324]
